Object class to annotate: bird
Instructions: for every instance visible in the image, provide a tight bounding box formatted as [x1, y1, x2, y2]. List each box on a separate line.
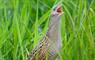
[28, 3, 63, 60]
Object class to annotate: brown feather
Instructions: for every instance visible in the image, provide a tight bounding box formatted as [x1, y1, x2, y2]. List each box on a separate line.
[28, 4, 63, 60]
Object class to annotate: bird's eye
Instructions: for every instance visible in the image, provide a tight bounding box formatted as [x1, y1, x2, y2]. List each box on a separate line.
[53, 7, 56, 11]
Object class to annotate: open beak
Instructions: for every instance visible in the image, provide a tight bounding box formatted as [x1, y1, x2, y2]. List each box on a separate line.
[55, 4, 63, 16]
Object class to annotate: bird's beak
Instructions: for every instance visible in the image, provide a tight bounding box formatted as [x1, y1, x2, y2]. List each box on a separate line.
[55, 4, 63, 16]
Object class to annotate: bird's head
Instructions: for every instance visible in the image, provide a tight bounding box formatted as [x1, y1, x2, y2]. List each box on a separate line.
[51, 4, 63, 17]
[49, 4, 63, 26]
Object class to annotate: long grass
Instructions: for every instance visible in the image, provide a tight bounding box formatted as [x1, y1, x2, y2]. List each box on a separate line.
[0, 0, 95, 60]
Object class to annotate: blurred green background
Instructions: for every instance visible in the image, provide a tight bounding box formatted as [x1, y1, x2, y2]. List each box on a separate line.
[0, 0, 95, 60]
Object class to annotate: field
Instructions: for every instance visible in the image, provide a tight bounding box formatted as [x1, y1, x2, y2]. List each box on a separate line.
[0, 0, 95, 60]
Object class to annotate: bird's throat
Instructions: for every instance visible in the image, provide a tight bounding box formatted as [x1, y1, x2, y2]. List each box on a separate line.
[46, 18, 61, 42]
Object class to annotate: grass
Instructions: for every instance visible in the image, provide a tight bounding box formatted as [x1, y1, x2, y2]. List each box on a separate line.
[0, 0, 95, 60]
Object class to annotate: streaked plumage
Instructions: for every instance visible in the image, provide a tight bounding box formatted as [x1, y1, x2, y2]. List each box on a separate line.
[28, 4, 63, 60]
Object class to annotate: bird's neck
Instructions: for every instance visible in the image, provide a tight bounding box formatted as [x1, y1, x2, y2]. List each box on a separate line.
[46, 18, 61, 42]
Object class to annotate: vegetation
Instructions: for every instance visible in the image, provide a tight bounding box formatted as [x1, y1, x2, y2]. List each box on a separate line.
[0, 0, 95, 60]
